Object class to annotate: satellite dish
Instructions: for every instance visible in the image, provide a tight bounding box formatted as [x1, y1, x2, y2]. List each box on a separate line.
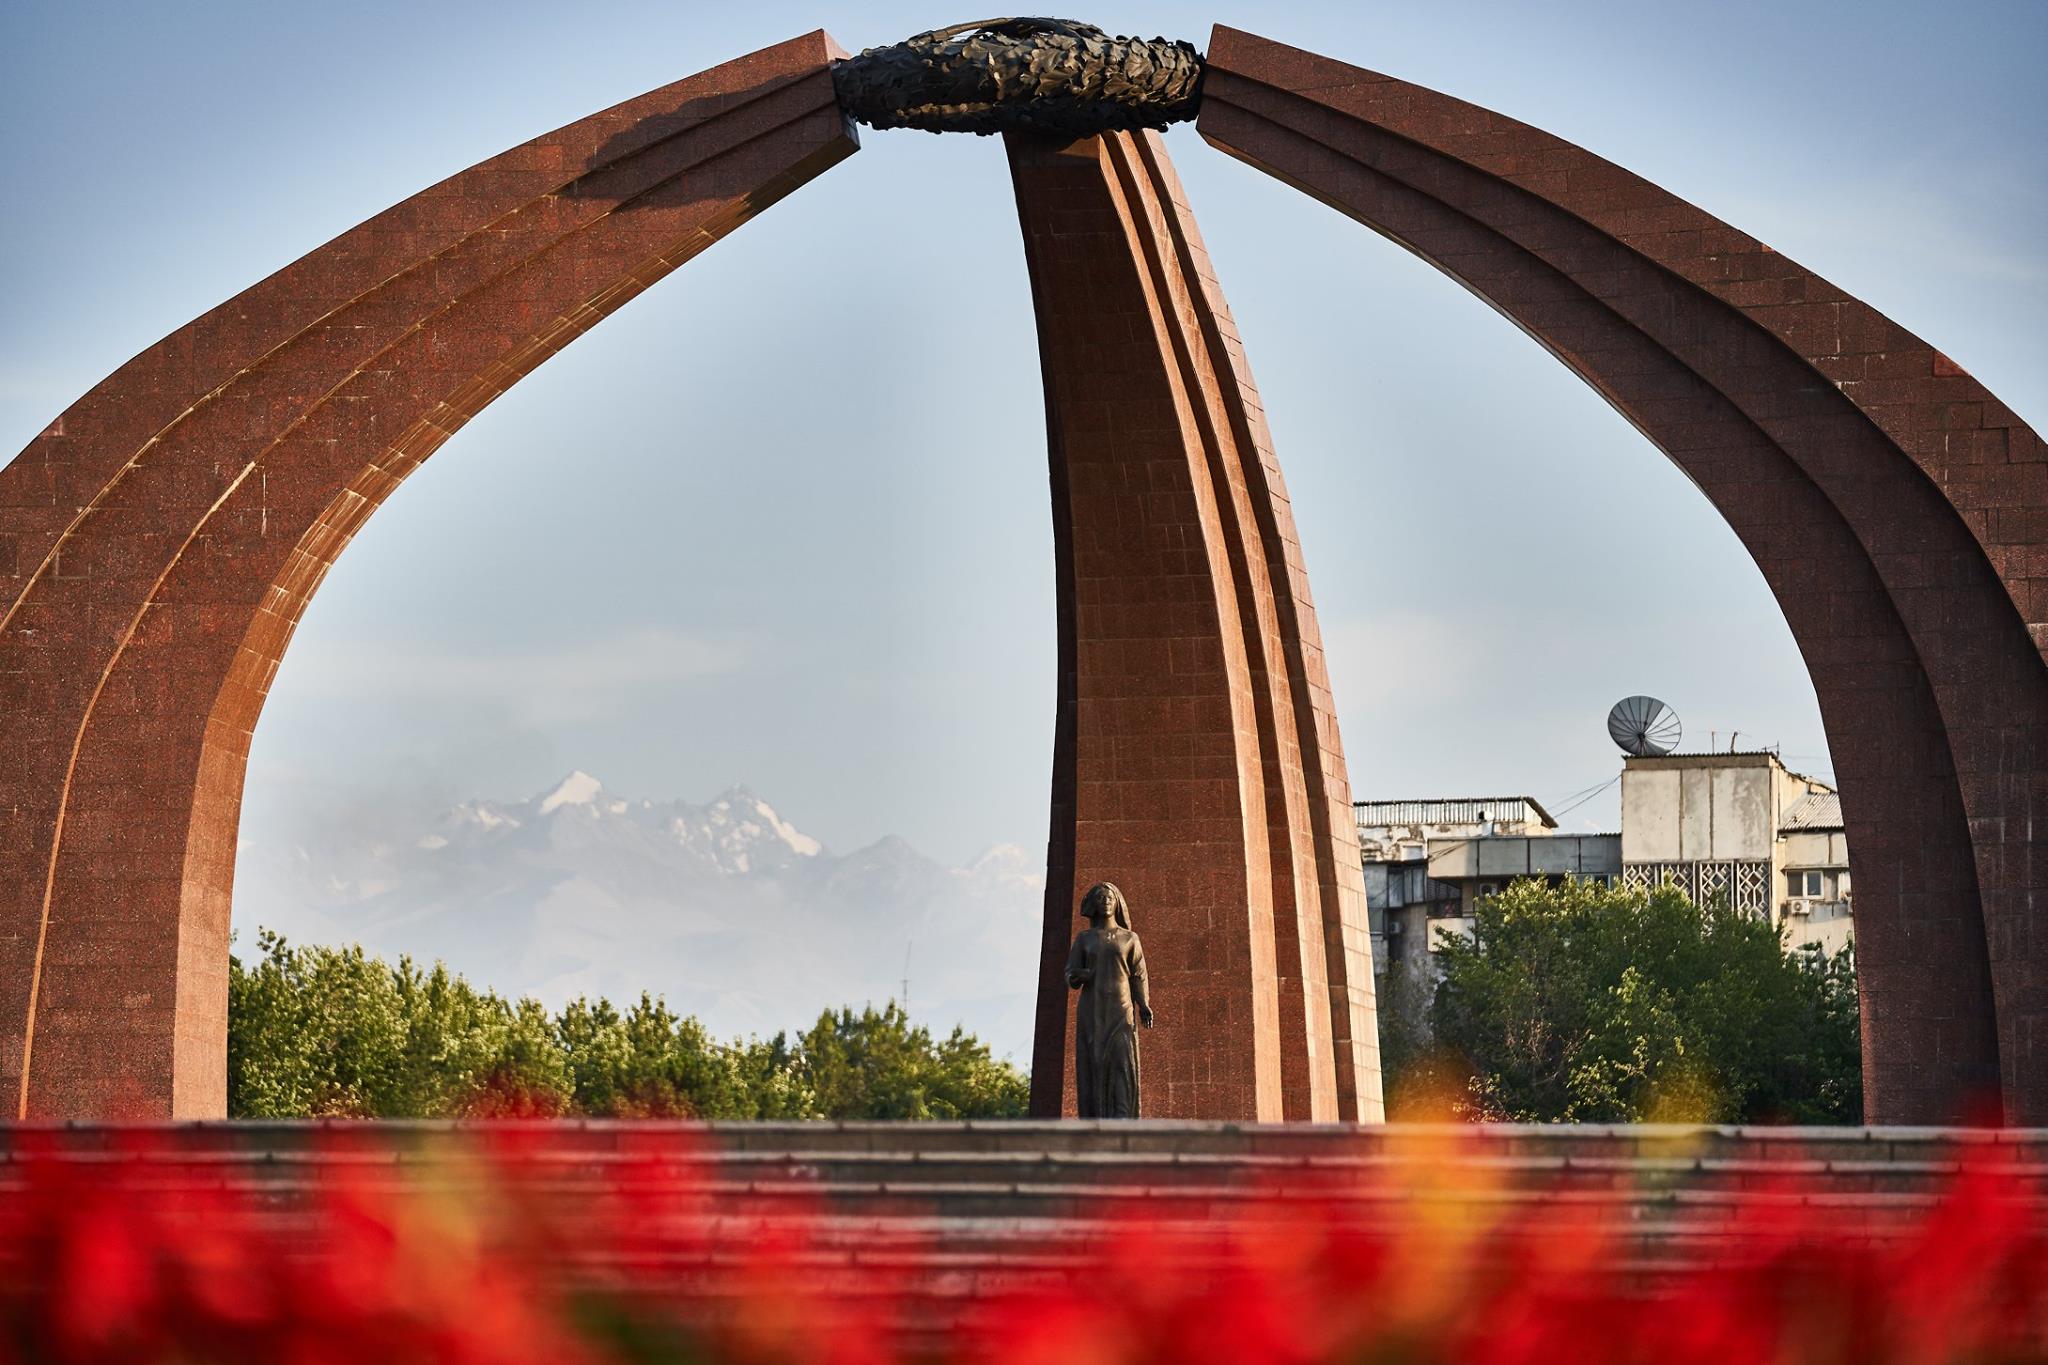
[1608, 695, 1681, 757]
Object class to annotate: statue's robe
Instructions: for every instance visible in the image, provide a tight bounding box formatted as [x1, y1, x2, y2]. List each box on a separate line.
[1066, 925, 1149, 1118]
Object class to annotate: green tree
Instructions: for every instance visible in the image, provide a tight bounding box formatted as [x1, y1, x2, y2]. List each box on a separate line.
[555, 993, 754, 1118]
[798, 1003, 1029, 1120]
[386, 958, 574, 1116]
[729, 1032, 817, 1119]
[228, 933, 1029, 1121]
[1399, 878, 1860, 1124]
[229, 931, 408, 1117]
[228, 933, 574, 1117]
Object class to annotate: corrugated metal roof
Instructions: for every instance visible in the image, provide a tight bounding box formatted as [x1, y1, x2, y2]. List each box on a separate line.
[1780, 791, 1844, 831]
[1353, 796, 1556, 829]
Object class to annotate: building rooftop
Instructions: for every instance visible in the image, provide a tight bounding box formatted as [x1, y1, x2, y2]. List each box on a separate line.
[1353, 796, 1556, 830]
[1780, 791, 1845, 832]
[1623, 749, 1835, 791]
[1625, 748, 1786, 762]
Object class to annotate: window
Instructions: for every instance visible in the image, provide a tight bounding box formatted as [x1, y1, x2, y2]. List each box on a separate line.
[1797, 870, 1823, 898]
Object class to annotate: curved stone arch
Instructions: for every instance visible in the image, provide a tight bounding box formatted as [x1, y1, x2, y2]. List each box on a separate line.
[1197, 26, 2048, 1122]
[0, 32, 858, 1117]
[6, 19, 2041, 1127]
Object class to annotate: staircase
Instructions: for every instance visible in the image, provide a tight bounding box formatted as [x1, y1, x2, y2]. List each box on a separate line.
[6, 1121, 2043, 1349]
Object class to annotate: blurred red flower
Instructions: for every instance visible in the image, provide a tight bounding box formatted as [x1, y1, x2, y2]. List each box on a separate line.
[1, 1126, 2042, 1365]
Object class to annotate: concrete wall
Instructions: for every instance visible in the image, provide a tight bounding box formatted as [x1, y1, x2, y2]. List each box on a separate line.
[1429, 835, 1621, 881]
[1621, 757, 1772, 863]
[1782, 830, 1850, 872]
[1783, 899, 1855, 958]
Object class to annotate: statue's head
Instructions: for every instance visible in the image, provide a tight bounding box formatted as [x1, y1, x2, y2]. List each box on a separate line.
[1080, 881, 1131, 930]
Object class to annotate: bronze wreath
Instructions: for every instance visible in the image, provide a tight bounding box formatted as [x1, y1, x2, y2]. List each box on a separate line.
[832, 18, 1202, 137]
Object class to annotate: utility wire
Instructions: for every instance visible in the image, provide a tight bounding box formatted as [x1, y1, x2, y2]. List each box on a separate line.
[1547, 775, 1616, 809]
[1549, 773, 1620, 821]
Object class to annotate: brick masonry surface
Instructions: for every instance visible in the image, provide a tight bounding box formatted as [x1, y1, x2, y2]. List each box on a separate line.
[1198, 25, 2048, 1124]
[1007, 131, 1381, 1122]
[0, 32, 858, 1119]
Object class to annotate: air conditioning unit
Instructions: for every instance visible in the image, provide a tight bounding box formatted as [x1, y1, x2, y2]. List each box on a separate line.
[1785, 898, 1812, 917]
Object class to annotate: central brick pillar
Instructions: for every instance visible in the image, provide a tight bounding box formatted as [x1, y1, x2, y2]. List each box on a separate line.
[1010, 131, 1381, 1122]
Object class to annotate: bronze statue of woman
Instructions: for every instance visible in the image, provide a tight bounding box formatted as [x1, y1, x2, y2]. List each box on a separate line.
[1066, 881, 1153, 1118]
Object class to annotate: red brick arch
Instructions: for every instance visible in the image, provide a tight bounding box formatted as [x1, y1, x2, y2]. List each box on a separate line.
[5, 22, 2043, 1127]
[0, 32, 858, 1117]
[1197, 26, 2048, 1123]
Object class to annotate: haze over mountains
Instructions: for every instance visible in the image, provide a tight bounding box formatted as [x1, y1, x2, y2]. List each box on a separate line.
[233, 773, 1044, 1061]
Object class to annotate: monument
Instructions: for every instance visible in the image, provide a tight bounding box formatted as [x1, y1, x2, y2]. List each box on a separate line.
[1066, 882, 1154, 1119]
[2, 20, 2043, 1126]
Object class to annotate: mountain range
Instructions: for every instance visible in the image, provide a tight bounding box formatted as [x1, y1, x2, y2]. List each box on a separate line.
[231, 773, 1045, 1061]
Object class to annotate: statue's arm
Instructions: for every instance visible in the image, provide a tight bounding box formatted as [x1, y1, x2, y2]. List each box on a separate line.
[1065, 934, 1091, 990]
[1129, 936, 1154, 1027]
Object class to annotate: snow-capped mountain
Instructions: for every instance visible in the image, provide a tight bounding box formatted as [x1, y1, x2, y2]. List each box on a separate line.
[232, 774, 1044, 1061]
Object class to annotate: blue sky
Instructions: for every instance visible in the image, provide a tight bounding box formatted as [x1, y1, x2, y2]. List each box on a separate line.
[4, 1, 2044, 864]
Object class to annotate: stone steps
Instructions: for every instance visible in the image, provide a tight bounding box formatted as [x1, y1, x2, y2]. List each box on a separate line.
[19, 1117, 2047, 1154]
[7, 1120, 2041, 1347]
[10, 1125, 2039, 1201]
[10, 1126, 2039, 1193]
[8, 1122, 2040, 1218]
